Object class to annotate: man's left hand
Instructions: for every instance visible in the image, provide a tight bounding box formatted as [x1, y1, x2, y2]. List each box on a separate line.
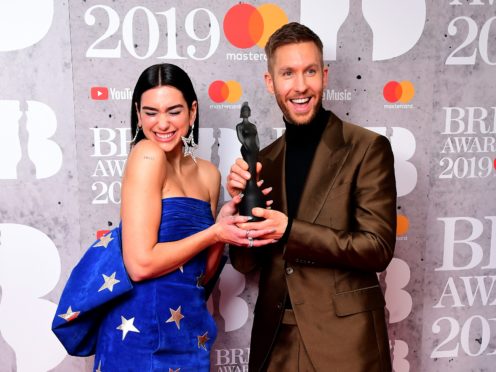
[238, 207, 288, 241]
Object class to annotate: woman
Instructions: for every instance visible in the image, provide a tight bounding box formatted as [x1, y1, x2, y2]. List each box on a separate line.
[53, 63, 273, 371]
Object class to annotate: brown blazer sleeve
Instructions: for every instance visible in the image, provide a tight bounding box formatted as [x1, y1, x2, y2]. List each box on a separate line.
[283, 134, 396, 272]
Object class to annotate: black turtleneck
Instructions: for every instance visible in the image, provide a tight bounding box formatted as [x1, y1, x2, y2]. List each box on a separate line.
[284, 107, 329, 220]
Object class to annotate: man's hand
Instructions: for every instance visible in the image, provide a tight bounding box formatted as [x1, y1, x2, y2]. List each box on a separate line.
[227, 158, 262, 197]
[238, 207, 288, 241]
[215, 195, 275, 247]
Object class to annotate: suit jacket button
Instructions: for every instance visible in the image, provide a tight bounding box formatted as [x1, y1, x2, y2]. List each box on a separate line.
[277, 302, 282, 309]
[286, 267, 294, 275]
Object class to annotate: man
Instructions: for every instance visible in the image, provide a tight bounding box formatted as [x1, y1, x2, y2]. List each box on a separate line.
[227, 22, 396, 371]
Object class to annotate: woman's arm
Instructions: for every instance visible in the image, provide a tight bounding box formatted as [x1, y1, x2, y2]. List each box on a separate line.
[203, 164, 224, 284]
[121, 141, 271, 282]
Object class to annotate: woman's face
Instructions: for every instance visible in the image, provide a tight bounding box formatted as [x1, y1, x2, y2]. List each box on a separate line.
[136, 86, 197, 154]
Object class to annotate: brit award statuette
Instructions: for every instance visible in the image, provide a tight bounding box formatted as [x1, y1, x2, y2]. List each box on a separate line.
[236, 102, 265, 221]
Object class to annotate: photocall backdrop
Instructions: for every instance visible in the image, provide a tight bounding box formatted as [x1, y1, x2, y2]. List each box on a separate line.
[0, 1, 495, 371]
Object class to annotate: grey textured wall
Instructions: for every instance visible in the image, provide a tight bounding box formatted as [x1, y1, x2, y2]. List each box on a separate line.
[0, 1, 495, 371]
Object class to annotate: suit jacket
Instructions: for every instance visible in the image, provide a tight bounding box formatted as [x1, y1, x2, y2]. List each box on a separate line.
[230, 111, 396, 372]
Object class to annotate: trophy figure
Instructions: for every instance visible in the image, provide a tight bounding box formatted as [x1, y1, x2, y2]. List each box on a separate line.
[236, 102, 265, 221]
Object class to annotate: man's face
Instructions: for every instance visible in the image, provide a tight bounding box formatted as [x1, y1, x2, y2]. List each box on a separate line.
[265, 41, 328, 125]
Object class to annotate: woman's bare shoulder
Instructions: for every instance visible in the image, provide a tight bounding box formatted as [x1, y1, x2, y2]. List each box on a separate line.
[124, 140, 167, 182]
[195, 157, 220, 180]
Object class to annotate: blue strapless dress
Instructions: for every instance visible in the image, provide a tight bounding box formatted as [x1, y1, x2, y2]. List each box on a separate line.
[52, 197, 217, 372]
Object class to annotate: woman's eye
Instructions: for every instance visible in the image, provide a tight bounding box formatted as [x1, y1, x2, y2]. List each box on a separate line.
[169, 111, 181, 116]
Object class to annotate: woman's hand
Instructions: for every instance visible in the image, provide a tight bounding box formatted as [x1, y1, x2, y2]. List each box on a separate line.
[214, 194, 275, 247]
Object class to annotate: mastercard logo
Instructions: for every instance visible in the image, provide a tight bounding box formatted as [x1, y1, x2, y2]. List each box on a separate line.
[223, 3, 288, 49]
[383, 81, 415, 103]
[208, 80, 242, 103]
[396, 214, 410, 236]
[96, 229, 111, 239]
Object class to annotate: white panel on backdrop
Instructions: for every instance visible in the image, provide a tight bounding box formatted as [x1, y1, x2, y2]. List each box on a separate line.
[0, 100, 62, 180]
[198, 128, 241, 197]
[300, 0, 349, 61]
[0, 100, 22, 179]
[0, 1, 54, 51]
[25, 101, 63, 179]
[301, 0, 426, 61]
[362, 0, 426, 60]
[0, 224, 66, 371]
[218, 264, 249, 332]
[367, 127, 417, 197]
[391, 339, 410, 372]
[384, 258, 413, 323]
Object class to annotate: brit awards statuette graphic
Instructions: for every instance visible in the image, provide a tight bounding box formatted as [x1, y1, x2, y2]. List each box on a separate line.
[236, 102, 265, 221]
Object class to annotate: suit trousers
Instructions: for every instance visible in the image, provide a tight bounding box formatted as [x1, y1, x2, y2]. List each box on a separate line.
[266, 310, 316, 372]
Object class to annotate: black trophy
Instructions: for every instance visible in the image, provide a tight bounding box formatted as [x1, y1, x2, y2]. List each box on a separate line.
[236, 102, 265, 221]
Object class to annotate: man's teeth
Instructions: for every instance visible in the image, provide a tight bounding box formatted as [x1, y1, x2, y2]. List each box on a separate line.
[156, 132, 174, 139]
[291, 98, 310, 104]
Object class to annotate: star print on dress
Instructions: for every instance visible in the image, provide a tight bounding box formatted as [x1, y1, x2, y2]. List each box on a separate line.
[179, 265, 184, 273]
[196, 272, 205, 288]
[93, 233, 113, 248]
[197, 331, 209, 351]
[95, 360, 103, 372]
[181, 130, 198, 163]
[57, 306, 80, 322]
[116, 316, 140, 340]
[169, 369, 180, 372]
[98, 272, 120, 292]
[166, 306, 184, 330]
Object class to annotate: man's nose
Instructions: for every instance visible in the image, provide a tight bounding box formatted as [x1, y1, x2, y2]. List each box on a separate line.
[294, 74, 307, 92]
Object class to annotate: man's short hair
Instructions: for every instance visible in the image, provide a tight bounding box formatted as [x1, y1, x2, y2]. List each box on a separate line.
[264, 22, 324, 72]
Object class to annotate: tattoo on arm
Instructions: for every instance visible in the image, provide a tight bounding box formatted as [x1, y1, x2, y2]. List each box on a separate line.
[144, 155, 155, 161]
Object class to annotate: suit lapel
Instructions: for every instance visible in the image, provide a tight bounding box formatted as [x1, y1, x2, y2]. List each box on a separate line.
[297, 113, 351, 223]
[262, 136, 288, 215]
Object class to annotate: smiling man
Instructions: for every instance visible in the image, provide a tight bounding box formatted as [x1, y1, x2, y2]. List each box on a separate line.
[227, 22, 397, 371]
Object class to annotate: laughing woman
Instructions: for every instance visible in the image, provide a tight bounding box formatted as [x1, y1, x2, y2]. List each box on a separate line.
[53, 63, 273, 371]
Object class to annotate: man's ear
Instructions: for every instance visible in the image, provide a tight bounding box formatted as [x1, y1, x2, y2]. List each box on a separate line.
[322, 66, 329, 88]
[264, 72, 275, 94]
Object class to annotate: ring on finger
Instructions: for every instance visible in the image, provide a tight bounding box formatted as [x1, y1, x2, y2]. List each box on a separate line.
[248, 237, 254, 248]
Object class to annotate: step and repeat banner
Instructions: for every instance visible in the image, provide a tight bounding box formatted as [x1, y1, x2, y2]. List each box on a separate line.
[1, 1, 495, 371]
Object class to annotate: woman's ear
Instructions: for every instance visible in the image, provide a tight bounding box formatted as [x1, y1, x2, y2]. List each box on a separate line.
[190, 101, 198, 125]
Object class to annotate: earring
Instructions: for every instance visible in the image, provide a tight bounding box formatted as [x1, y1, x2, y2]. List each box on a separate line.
[132, 126, 141, 143]
[181, 123, 198, 163]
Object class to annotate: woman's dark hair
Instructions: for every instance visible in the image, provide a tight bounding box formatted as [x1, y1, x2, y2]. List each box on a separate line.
[130, 63, 199, 146]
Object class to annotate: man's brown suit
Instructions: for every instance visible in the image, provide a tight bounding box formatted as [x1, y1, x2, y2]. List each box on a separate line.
[230, 111, 396, 372]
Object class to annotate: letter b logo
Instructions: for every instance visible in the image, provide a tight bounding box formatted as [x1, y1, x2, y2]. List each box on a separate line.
[0, 100, 62, 179]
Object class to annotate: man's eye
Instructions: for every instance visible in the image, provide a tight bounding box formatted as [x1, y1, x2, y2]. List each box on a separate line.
[282, 71, 292, 77]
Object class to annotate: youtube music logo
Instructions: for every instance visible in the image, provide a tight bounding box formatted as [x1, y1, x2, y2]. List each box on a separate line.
[91, 86, 108, 100]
